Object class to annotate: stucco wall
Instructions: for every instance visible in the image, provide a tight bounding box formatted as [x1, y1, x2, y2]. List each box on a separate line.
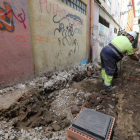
[92, 2, 99, 62]
[97, 23, 110, 60]
[0, 0, 34, 87]
[28, 0, 87, 75]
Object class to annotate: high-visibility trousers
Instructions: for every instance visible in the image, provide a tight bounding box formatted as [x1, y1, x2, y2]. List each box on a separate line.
[100, 53, 117, 86]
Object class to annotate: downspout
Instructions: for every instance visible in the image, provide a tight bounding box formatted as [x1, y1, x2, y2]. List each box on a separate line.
[89, 0, 94, 62]
[89, 0, 92, 62]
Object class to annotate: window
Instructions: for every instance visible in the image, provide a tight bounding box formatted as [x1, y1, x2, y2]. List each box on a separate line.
[107, 0, 111, 8]
[59, 0, 87, 15]
[99, 16, 109, 28]
[114, 28, 117, 34]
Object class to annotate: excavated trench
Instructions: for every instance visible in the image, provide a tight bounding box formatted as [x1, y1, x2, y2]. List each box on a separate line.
[0, 57, 140, 140]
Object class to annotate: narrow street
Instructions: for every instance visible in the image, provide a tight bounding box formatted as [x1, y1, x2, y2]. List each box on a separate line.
[0, 0, 140, 140]
[0, 57, 139, 140]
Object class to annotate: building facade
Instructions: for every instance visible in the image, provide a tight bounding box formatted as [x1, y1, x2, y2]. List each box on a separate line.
[92, 0, 122, 62]
[0, 0, 135, 87]
[126, 0, 135, 32]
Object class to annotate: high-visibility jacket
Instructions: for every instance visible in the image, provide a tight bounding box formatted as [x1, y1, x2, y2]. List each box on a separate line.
[101, 36, 134, 63]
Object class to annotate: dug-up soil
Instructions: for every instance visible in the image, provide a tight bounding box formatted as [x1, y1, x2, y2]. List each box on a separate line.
[0, 57, 140, 140]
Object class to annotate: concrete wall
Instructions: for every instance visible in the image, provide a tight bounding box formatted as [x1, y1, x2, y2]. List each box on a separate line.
[0, 0, 34, 87]
[28, 0, 87, 75]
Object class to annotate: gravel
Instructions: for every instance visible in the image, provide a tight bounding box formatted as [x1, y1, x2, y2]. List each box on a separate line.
[0, 121, 67, 140]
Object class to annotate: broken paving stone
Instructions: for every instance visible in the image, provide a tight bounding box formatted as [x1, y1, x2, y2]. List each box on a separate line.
[52, 124, 61, 131]
[43, 111, 52, 124]
[61, 119, 71, 129]
[71, 105, 80, 114]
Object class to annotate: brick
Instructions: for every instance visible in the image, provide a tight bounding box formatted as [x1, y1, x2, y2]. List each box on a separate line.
[67, 136, 74, 140]
[73, 114, 77, 118]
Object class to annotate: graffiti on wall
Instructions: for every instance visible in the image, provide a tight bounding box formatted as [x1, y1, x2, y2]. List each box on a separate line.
[0, 1, 26, 32]
[34, 35, 50, 44]
[53, 13, 84, 55]
[98, 24, 109, 48]
[39, 0, 84, 28]
[93, 24, 98, 48]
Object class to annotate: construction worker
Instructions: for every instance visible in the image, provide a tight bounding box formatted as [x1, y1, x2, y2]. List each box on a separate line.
[100, 31, 139, 92]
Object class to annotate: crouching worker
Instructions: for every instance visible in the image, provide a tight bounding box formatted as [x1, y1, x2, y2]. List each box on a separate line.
[100, 31, 139, 92]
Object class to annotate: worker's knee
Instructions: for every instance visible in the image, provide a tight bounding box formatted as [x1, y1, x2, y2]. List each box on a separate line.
[106, 67, 116, 76]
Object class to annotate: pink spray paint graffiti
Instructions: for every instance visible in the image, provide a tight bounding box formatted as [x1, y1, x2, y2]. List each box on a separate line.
[39, 0, 84, 28]
[0, 1, 26, 32]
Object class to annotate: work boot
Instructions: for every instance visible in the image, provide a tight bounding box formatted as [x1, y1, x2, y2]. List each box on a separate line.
[105, 85, 116, 93]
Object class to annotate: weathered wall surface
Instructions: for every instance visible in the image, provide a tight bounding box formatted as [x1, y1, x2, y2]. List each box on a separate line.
[97, 23, 110, 60]
[28, 0, 87, 75]
[0, 0, 34, 87]
[92, 2, 120, 62]
[92, 2, 99, 62]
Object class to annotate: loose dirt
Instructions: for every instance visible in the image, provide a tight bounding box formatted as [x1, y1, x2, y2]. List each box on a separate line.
[0, 57, 140, 140]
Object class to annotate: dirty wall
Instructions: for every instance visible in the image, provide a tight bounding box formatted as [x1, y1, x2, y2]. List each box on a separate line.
[0, 0, 88, 87]
[28, 0, 87, 75]
[92, 2, 119, 62]
[0, 0, 34, 87]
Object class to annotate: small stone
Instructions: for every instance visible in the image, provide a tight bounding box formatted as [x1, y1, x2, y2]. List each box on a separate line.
[112, 94, 116, 98]
[46, 126, 53, 131]
[54, 137, 59, 140]
[33, 138, 37, 140]
[5, 133, 9, 139]
[46, 131, 53, 138]
[66, 84, 70, 88]
[0, 130, 3, 135]
[96, 105, 103, 110]
[114, 131, 118, 136]
[43, 111, 52, 124]
[9, 136, 15, 140]
[128, 110, 133, 114]
[71, 105, 80, 114]
[60, 113, 67, 120]
[52, 124, 61, 131]
[100, 90, 107, 95]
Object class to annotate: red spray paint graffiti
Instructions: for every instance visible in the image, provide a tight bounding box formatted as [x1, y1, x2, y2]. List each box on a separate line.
[0, 1, 26, 32]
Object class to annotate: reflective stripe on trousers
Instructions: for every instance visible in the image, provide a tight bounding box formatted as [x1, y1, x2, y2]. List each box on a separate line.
[100, 54, 116, 86]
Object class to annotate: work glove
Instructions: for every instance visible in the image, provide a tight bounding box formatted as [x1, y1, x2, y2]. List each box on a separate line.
[138, 59, 140, 63]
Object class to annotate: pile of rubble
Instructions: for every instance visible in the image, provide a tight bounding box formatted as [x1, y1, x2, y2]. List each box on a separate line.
[0, 63, 102, 140]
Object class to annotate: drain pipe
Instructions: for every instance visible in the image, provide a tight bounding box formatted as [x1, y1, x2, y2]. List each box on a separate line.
[87, 0, 92, 62]
[89, 0, 93, 62]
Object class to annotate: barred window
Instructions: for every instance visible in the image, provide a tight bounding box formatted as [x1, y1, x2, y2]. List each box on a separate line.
[59, 0, 87, 15]
[99, 16, 109, 28]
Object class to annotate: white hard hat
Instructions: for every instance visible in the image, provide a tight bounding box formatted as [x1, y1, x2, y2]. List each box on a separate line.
[127, 31, 137, 39]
